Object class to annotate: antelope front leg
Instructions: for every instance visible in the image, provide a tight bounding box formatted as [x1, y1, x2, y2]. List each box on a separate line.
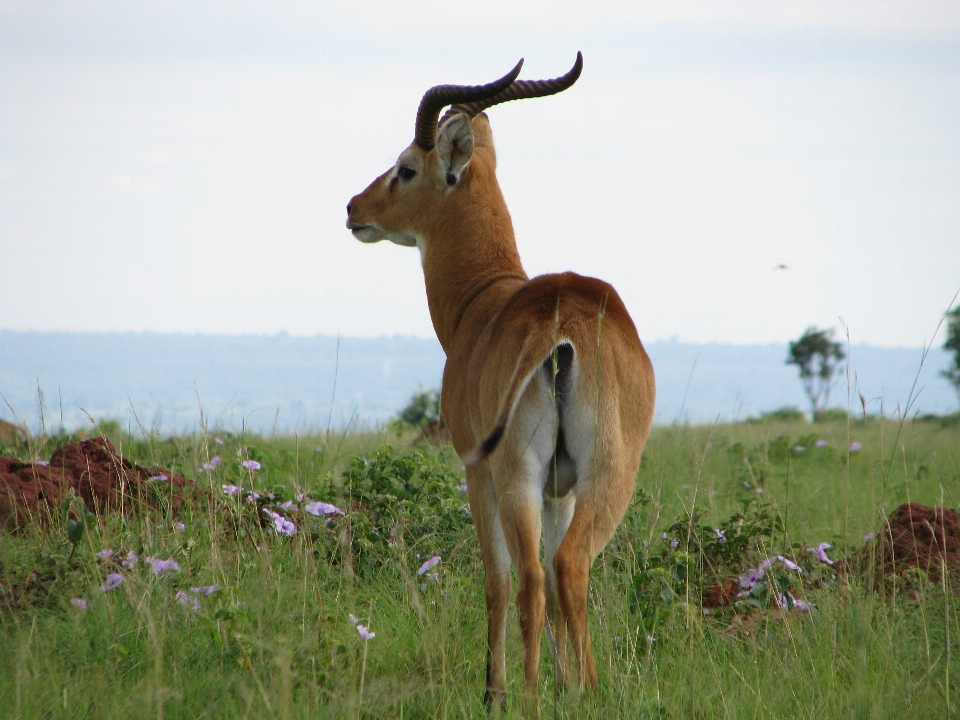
[499, 493, 545, 716]
[467, 472, 511, 711]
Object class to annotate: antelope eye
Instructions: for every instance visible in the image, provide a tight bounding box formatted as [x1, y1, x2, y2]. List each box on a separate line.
[398, 166, 416, 181]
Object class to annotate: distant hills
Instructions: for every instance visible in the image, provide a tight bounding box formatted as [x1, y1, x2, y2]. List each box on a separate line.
[0, 331, 955, 434]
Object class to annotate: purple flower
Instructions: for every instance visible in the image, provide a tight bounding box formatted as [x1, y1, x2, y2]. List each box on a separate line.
[793, 445, 805, 453]
[149, 474, 169, 482]
[739, 567, 764, 589]
[122, 551, 137, 569]
[97, 549, 115, 558]
[70, 598, 88, 610]
[175, 590, 200, 611]
[755, 487, 764, 494]
[714, 529, 726, 543]
[670, 539, 680, 549]
[245, 491, 261, 503]
[863, 533, 875, 542]
[304, 501, 344, 517]
[263, 508, 296, 536]
[280, 500, 299, 512]
[815, 439, 829, 447]
[149, 558, 180, 574]
[357, 624, 376, 641]
[456, 482, 468, 492]
[807, 542, 834, 565]
[190, 585, 218, 596]
[349, 613, 361, 625]
[241, 460, 261, 471]
[221, 484, 241, 497]
[758, 555, 801, 572]
[849, 441, 862, 452]
[215, 437, 225, 445]
[201, 456, 221, 472]
[101, 573, 124, 592]
[36, 460, 51, 467]
[788, 593, 814, 612]
[417, 556, 441, 576]
[174, 522, 186, 532]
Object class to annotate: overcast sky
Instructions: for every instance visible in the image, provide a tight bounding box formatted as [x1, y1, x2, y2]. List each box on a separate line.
[2, 1, 959, 348]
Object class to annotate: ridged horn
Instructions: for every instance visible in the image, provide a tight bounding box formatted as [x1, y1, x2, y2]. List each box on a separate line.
[439, 52, 583, 126]
[414, 59, 524, 150]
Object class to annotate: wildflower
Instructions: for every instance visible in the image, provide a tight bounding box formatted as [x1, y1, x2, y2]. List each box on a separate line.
[759, 555, 801, 572]
[417, 556, 442, 576]
[815, 439, 829, 447]
[738, 567, 764, 589]
[215, 437, 225, 445]
[755, 488, 764, 494]
[245, 491, 261, 503]
[714, 528, 726, 543]
[807, 542, 834, 565]
[101, 573, 124, 592]
[863, 533, 875, 542]
[660, 532, 667, 540]
[149, 474, 169, 482]
[788, 593, 814, 611]
[149, 558, 180, 574]
[456, 482, 468, 492]
[849, 441, 862, 452]
[646, 635, 656, 644]
[201, 456, 221, 472]
[221, 484, 241, 497]
[296, 493, 306, 502]
[426, 572, 440, 582]
[190, 585, 218, 596]
[174, 522, 186, 532]
[97, 549, 115, 558]
[70, 598, 88, 610]
[670, 539, 680, 549]
[357, 624, 376, 641]
[122, 551, 137, 569]
[263, 508, 297, 536]
[349, 613, 360, 625]
[304, 501, 344, 517]
[175, 590, 200, 611]
[36, 460, 51, 467]
[793, 445, 805, 453]
[241, 460, 261, 470]
[280, 500, 299, 512]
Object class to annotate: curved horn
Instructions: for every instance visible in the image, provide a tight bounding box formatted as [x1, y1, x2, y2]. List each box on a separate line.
[414, 59, 523, 150]
[439, 52, 583, 126]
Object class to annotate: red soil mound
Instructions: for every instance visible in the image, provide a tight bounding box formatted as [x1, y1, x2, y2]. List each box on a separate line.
[841, 502, 960, 585]
[0, 437, 195, 528]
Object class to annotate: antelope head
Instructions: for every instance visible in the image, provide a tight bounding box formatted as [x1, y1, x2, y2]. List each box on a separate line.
[345, 54, 583, 254]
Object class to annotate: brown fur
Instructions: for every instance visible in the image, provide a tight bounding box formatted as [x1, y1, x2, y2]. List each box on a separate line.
[348, 108, 655, 713]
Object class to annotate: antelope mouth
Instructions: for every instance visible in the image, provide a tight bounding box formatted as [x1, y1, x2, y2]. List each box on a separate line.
[349, 222, 382, 243]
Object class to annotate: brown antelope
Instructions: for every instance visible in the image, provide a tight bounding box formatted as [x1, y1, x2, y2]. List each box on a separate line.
[346, 54, 655, 711]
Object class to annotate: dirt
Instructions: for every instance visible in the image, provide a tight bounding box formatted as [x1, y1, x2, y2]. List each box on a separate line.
[840, 502, 960, 585]
[0, 437, 195, 528]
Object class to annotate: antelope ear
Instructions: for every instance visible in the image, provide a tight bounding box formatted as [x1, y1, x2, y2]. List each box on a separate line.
[436, 113, 474, 187]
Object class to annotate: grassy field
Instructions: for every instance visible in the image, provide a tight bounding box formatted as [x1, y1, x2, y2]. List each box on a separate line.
[0, 414, 958, 719]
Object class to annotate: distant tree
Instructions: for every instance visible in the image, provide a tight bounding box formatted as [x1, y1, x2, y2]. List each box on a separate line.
[398, 388, 441, 427]
[942, 306, 960, 404]
[786, 327, 846, 421]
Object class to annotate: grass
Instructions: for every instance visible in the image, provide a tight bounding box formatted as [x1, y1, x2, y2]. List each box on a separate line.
[0, 414, 958, 718]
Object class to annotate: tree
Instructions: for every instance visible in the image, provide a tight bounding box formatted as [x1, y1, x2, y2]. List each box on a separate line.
[942, 305, 960, 404]
[786, 327, 846, 421]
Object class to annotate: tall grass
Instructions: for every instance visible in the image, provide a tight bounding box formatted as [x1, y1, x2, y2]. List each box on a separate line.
[0, 415, 957, 718]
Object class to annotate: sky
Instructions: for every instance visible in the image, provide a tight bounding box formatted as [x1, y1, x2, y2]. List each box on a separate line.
[2, 1, 960, 348]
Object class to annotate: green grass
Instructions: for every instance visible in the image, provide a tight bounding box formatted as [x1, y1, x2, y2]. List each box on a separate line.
[1, 415, 958, 718]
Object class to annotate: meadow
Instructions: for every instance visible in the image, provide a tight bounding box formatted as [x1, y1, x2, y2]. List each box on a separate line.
[0, 412, 958, 719]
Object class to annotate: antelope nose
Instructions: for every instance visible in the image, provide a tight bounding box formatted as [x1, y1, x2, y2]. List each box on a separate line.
[346, 201, 353, 217]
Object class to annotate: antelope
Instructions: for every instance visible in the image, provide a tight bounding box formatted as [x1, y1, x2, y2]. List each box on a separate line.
[345, 54, 655, 711]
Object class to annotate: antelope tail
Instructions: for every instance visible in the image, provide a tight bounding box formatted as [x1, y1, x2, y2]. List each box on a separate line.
[462, 333, 569, 466]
